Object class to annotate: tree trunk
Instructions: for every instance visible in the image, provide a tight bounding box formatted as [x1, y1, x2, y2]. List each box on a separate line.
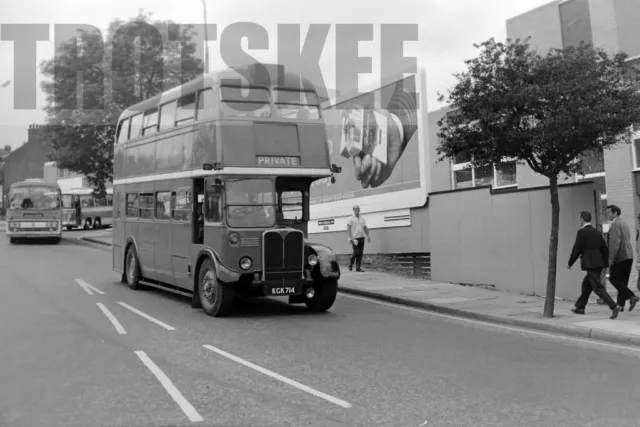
[544, 174, 560, 318]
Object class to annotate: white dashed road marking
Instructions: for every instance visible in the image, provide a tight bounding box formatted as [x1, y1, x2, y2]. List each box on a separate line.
[96, 303, 127, 334]
[75, 279, 105, 295]
[203, 344, 352, 409]
[117, 302, 176, 331]
[134, 351, 203, 423]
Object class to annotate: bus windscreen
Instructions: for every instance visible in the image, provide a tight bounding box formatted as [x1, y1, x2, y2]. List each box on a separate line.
[9, 186, 61, 210]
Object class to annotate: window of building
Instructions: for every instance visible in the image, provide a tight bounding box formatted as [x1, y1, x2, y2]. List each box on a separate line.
[576, 147, 605, 177]
[634, 138, 640, 170]
[452, 160, 517, 190]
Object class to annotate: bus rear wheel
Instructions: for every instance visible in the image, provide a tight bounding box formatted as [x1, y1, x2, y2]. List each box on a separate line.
[198, 259, 234, 317]
[305, 278, 338, 312]
[125, 246, 143, 290]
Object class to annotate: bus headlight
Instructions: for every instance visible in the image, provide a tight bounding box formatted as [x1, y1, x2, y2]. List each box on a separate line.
[228, 232, 240, 245]
[239, 256, 253, 270]
[308, 254, 318, 266]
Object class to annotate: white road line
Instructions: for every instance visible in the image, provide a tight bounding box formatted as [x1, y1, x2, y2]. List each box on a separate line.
[117, 302, 176, 331]
[75, 279, 105, 295]
[202, 344, 352, 409]
[96, 303, 127, 335]
[134, 351, 204, 423]
[340, 293, 640, 354]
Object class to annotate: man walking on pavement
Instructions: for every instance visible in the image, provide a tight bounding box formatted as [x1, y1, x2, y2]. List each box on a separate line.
[347, 205, 370, 272]
[605, 205, 639, 311]
[569, 211, 621, 319]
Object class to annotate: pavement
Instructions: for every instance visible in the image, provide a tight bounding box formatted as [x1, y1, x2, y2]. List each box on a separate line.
[3, 231, 640, 426]
[80, 231, 640, 350]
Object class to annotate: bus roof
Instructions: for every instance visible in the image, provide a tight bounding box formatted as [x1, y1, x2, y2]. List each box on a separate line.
[10, 179, 59, 189]
[118, 63, 319, 122]
[62, 187, 113, 196]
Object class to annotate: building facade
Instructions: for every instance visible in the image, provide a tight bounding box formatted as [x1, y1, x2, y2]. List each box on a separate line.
[2, 125, 52, 198]
[506, 0, 640, 285]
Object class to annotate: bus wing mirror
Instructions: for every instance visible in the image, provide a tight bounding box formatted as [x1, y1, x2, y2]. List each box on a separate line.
[330, 164, 342, 174]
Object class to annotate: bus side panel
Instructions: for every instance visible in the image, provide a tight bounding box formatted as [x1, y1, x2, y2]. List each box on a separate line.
[154, 179, 174, 286]
[114, 144, 124, 180]
[112, 189, 125, 272]
[298, 123, 332, 168]
[172, 178, 193, 290]
[139, 140, 156, 175]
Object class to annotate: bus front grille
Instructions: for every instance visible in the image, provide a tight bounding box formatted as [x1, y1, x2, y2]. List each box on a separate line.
[262, 229, 304, 280]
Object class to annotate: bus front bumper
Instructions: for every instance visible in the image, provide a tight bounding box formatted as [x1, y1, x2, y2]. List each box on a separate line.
[6, 230, 62, 238]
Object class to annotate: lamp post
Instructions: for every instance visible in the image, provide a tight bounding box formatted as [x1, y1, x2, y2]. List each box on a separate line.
[201, 0, 210, 73]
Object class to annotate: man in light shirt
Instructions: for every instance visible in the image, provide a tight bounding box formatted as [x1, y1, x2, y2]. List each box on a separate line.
[346, 205, 370, 272]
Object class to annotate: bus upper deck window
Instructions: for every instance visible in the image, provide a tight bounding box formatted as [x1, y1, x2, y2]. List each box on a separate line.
[273, 89, 320, 120]
[219, 86, 271, 118]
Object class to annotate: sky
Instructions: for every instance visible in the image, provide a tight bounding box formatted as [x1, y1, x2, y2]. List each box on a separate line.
[0, 0, 553, 149]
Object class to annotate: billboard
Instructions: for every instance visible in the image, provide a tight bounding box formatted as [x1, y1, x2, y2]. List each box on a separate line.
[309, 69, 428, 231]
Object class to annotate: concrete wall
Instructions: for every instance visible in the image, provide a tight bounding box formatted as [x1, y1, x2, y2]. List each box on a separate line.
[309, 205, 430, 255]
[429, 181, 600, 300]
[506, 0, 563, 53]
[613, 0, 640, 57]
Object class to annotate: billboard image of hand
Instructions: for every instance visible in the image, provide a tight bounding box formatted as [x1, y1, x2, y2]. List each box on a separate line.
[339, 83, 418, 189]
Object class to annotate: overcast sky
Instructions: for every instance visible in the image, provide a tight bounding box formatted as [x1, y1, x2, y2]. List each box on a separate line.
[0, 0, 552, 149]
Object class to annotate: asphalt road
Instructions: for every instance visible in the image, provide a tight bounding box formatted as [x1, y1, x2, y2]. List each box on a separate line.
[2, 232, 640, 427]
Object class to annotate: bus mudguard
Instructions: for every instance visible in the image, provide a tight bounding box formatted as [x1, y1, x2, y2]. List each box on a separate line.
[195, 248, 241, 286]
[307, 242, 341, 280]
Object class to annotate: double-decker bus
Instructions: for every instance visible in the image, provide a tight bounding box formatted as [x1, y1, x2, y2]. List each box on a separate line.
[62, 187, 113, 230]
[5, 178, 63, 244]
[112, 63, 343, 317]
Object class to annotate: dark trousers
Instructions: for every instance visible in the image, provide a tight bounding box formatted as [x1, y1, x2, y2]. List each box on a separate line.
[610, 259, 634, 306]
[349, 237, 365, 269]
[575, 268, 617, 310]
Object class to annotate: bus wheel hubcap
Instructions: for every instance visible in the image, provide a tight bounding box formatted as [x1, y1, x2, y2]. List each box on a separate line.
[202, 271, 216, 303]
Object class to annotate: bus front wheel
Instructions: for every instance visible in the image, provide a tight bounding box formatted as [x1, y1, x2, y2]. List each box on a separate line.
[125, 246, 143, 290]
[198, 259, 234, 317]
[305, 278, 338, 312]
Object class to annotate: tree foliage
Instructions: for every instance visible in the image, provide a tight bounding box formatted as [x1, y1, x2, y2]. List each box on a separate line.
[40, 10, 204, 198]
[436, 38, 640, 176]
[436, 38, 640, 318]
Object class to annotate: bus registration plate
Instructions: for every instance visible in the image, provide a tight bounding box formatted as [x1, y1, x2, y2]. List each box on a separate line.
[20, 222, 38, 228]
[269, 286, 298, 296]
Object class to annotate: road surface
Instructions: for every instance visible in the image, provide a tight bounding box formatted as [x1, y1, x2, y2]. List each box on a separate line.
[1, 232, 640, 427]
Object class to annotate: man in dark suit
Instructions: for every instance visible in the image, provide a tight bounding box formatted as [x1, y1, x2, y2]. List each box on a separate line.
[568, 211, 622, 319]
[605, 205, 638, 311]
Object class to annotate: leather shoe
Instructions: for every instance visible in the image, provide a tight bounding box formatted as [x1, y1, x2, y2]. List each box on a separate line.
[630, 297, 639, 312]
[610, 305, 623, 320]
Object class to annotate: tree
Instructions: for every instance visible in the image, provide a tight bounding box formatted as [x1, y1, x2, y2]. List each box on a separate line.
[40, 10, 204, 199]
[436, 38, 640, 318]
